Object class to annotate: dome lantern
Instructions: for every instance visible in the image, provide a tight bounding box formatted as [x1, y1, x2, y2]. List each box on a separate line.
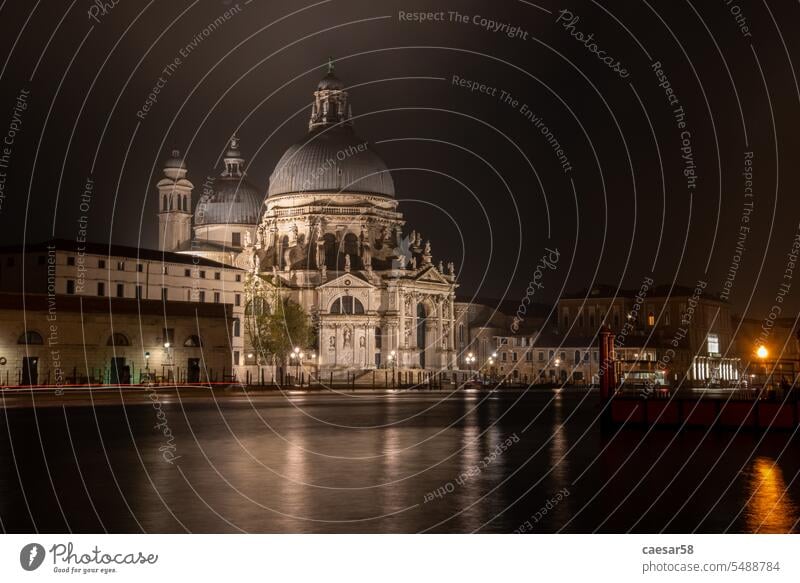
[309, 57, 350, 131]
[222, 135, 245, 177]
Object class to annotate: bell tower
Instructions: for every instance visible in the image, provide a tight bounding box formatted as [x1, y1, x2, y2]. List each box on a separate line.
[157, 150, 194, 252]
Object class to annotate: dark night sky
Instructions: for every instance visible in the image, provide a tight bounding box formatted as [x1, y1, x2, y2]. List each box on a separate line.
[1, 0, 799, 318]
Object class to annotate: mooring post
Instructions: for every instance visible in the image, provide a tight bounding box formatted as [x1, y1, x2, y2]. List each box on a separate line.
[599, 326, 616, 426]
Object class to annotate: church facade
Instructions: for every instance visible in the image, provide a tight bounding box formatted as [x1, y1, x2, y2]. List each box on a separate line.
[159, 64, 460, 378]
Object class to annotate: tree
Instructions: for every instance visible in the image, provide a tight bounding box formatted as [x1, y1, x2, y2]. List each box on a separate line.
[245, 283, 311, 365]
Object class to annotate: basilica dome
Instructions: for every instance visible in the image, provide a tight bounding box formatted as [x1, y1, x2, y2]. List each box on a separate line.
[194, 137, 262, 226]
[268, 125, 395, 198]
[267, 63, 395, 199]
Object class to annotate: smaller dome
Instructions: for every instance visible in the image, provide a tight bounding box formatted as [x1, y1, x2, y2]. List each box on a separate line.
[194, 177, 262, 226]
[164, 149, 186, 170]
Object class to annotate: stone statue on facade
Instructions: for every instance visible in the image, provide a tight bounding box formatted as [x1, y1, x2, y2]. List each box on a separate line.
[343, 327, 352, 348]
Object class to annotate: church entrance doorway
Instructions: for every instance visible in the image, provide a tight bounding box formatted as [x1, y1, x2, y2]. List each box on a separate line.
[187, 358, 201, 383]
[21, 357, 38, 386]
[109, 357, 130, 385]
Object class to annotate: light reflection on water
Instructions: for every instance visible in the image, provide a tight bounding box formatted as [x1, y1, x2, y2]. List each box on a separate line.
[744, 457, 798, 534]
[0, 392, 799, 533]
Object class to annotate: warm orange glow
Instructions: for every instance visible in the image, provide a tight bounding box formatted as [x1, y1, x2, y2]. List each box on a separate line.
[756, 345, 768, 359]
[745, 457, 797, 533]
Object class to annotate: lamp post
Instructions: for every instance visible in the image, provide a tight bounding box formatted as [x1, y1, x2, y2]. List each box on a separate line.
[466, 352, 476, 379]
[555, 357, 561, 383]
[388, 350, 396, 386]
[290, 346, 302, 384]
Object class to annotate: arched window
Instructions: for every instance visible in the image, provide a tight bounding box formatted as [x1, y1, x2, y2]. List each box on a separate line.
[343, 233, 360, 268]
[107, 333, 130, 346]
[374, 326, 382, 349]
[184, 335, 203, 347]
[323, 233, 337, 269]
[330, 296, 364, 315]
[245, 297, 269, 316]
[17, 331, 44, 345]
[162, 194, 167, 211]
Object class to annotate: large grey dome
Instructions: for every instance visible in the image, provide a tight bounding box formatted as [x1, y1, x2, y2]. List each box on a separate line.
[268, 125, 395, 198]
[194, 176, 262, 226]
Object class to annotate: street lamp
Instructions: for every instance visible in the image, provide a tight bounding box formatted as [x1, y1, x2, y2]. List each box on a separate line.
[290, 346, 302, 384]
[555, 357, 561, 382]
[388, 350, 397, 386]
[466, 352, 476, 377]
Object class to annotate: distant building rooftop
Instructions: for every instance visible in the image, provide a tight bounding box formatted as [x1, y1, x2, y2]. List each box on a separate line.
[0, 239, 241, 269]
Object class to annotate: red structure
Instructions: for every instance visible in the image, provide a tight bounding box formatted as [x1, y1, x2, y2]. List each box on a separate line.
[598, 326, 616, 400]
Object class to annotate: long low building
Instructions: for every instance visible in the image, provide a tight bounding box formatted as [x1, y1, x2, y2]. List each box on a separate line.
[0, 293, 233, 386]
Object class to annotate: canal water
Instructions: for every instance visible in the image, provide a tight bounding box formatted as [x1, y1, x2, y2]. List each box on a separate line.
[1, 390, 798, 533]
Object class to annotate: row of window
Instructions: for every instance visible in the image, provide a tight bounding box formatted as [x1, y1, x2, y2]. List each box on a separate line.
[18, 330, 205, 347]
[498, 349, 665, 364]
[63, 280, 241, 305]
[562, 306, 689, 330]
[60, 256, 242, 282]
[499, 349, 600, 364]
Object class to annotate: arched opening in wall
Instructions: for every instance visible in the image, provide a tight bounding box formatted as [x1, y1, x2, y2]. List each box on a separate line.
[330, 296, 364, 315]
[107, 333, 131, 347]
[184, 335, 203, 347]
[323, 233, 337, 269]
[162, 194, 167, 211]
[417, 302, 427, 369]
[18, 331, 44, 345]
[245, 296, 269, 317]
[342, 233, 360, 270]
